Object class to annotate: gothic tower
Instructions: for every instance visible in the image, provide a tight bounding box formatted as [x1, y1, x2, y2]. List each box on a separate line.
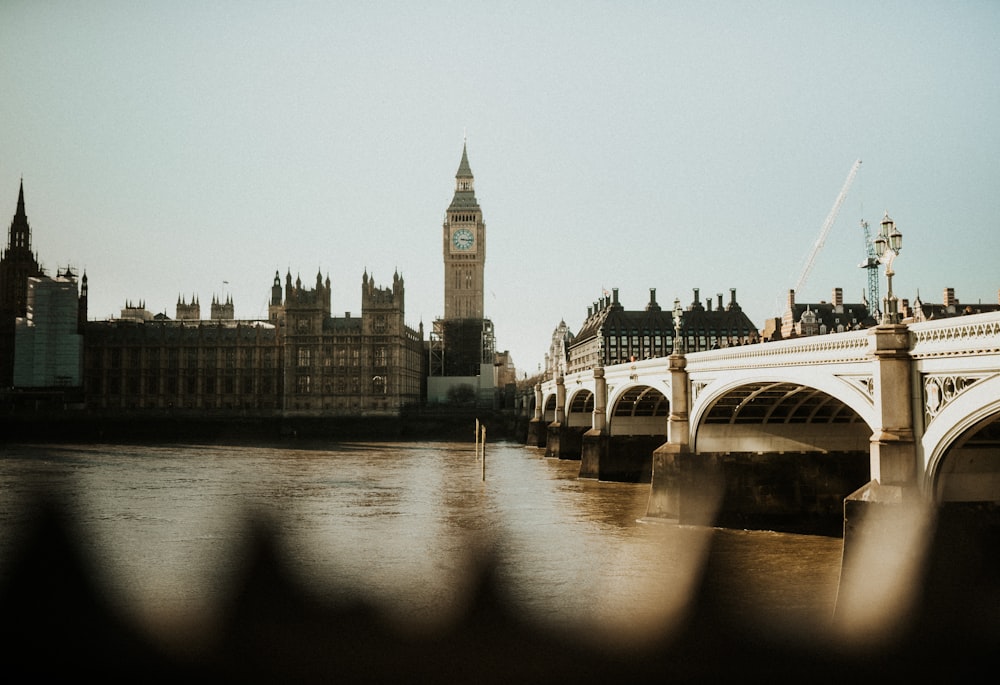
[0, 180, 43, 386]
[268, 271, 284, 326]
[430, 142, 496, 383]
[442, 142, 485, 321]
[1, 181, 43, 320]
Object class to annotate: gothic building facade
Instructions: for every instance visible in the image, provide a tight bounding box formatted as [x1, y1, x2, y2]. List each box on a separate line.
[277, 268, 425, 416]
[83, 270, 425, 416]
[0, 173, 427, 417]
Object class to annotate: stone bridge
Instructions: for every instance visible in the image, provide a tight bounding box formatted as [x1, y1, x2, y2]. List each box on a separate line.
[525, 312, 1000, 530]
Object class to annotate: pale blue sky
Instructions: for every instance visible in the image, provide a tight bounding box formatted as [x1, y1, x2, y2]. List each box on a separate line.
[3, 1, 998, 374]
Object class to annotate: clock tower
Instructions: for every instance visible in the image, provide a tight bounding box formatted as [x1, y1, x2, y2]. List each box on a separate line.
[443, 142, 485, 320]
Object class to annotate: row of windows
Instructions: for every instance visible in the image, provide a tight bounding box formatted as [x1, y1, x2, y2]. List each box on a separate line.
[90, 373, 276, 397]
[294, 374, 388, 395]
[567, 331, 758, 373]
[295, 347, 389, 368]
[88, 347, 276, 370]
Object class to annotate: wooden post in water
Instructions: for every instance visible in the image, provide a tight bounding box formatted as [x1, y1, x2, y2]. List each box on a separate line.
[481, 425, 486, 481]
[475, 419, 481, 460]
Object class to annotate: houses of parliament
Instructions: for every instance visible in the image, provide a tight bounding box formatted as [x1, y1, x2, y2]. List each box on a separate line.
[0, 145, 515, 421]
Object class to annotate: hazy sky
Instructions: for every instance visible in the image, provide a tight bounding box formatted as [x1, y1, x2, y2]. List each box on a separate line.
[3, 1, 998, 374]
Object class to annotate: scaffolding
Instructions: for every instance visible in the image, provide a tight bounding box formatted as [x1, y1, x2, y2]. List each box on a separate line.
[428, 317, 496, 377]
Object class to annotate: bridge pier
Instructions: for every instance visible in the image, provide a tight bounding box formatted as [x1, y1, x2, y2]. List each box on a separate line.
[545, 424, 585, 459]
[579, 429, 607, 478]
[647, 446, 724, 525]
[525, 384, 547, 447]
[867, 323, 918, 488]
[836, 324, 925, 619]
[580, 435, 660, 482]
[544, 375, 569, 458]
[646, 352, 695, 516]
[580, 368, 608, 478]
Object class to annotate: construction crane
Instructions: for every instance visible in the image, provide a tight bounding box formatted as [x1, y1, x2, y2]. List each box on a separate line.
[792, 159, 863, 295]
[858, 218, 880, 320]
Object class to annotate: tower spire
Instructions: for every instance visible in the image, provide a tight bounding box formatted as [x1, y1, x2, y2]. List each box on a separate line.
[456, 141, 473, 180]
[8, 179, 31, 251]
[450, 141, 477, 204]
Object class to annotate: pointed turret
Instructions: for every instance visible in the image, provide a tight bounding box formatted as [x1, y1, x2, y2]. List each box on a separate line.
[456, 141, 473, 180]
[271, 271, 282, 306]
[7, 179, 32, 252]
[448, 142, 479, 211]
[78, 271, 88, 329]
[1, 180, 43, 326]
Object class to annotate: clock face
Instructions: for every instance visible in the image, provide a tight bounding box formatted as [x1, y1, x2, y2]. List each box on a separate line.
[452, 228, 475, 251]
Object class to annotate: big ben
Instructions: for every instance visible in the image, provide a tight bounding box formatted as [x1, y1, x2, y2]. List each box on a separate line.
[443, 142, 485, 320]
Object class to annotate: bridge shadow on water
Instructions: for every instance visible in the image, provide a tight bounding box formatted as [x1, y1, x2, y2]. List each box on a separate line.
[1, 492, 997, 683]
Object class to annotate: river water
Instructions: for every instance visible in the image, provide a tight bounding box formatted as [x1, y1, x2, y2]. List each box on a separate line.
[0, 440, 843, 651]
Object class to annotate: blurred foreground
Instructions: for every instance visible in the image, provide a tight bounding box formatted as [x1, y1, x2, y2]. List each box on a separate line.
[2, 494, 997, 683]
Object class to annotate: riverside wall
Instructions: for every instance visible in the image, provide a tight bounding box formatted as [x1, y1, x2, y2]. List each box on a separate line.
[0, 407, 527, 445]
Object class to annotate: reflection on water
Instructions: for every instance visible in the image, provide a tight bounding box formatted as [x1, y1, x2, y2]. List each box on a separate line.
[0, 441, 842, 646]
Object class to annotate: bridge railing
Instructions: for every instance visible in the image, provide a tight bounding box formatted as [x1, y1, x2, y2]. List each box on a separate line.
[685, 329, 872, 372]
[909, 310, 1000, 359]
[548, 356, 673, 395]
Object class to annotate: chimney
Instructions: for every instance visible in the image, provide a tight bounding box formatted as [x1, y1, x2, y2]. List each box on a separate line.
[943, 287, 956, 307]
[612, 288, 619, 306]
[707, 298, 713, 312]
[787, 289, 795, 311]
[832, 287, 843, 308]
[693, 288, 700, 306]
[717, 293, 723, 311]
[646, 288, 661, 312]
[730, 288, 737, 309]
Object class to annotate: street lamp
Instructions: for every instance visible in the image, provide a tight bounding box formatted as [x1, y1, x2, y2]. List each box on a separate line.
[672, 298, 684, 354]
[873, 211, 903, 324]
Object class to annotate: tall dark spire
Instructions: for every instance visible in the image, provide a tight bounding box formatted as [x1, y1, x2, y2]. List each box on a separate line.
[8, 179, 31, 252]
[16, 179, 25, 216]
[1, 179, 44, 386]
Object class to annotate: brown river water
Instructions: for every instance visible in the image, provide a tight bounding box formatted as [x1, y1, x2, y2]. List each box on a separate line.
[0, 440, 843, 650]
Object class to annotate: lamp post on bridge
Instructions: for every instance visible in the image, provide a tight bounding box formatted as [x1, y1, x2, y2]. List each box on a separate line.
[873, 211, 903, 325]
[863, 209, 916, 498]
[647, 296, 692, 520]
[672, 298, 684, 354]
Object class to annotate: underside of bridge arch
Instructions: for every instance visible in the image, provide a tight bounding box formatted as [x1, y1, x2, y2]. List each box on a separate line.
[693, 382, 871, 536]
[567, 390, 594, 429]
[543, 394, 556, 422]
[609, 385, 668, 437]
[934, 412, 1000, 504]
[697, 382, 870, 453]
